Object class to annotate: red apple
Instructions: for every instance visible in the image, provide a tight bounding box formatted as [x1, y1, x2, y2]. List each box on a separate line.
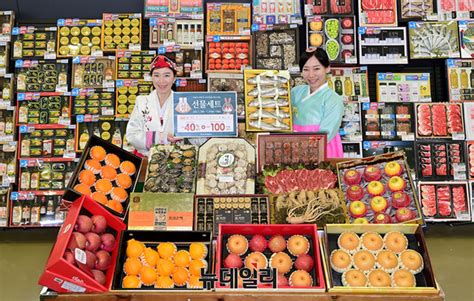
[367, 181, 385, 196]
[363, 166, 382, 182]
[353, 217, 369, 224]
[387, 176, 406, 192]
[395, 207, 414, 222]
[373, 213, 392, 224]
[384, 161, 403, 177]
[343, 169, 362, 185]
[341, 35, 353, 45]
[370, 196, 388, 212]
[349, 201, 367, 218]
[346, 185, 365, 201]
[342, 18, 353, 29]
[391, 191, 411, 209]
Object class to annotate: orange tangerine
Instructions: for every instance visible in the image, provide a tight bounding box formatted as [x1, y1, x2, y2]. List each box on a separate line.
[105, 153, 121, 169]
[139, 266, 157, 286]
[120, 160, 136, 176]
[91, 192, 108, 205]
[79, 170, 96, 186]
[116, 173, 132, 189]
[101, 165, 118, 180]
[172, 267, 189, 287]
[187, 275, 203, 288]
[74, 183, 92, 196]
[84, 159, 102, 174]
[174, 250, 191, 268]
[122, 275, 141, 288]
[155, 276, 174, 288]
[156, 258, 175, 277]
[189, 259, 206, 276]
[111, 187, 128, 203]
[90, 146, 107, 161]
[157, 242, 177, 259]
[124, 257, 142, 275]
[126, 239, 145, 258]
[141, 247, 160, 267]
[107, 200, 124, 213]
[189, 243, 207, 260]
[95, 179, 113, 194]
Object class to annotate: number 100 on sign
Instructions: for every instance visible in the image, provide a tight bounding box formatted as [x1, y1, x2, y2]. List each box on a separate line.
[176, 115, 235, 137]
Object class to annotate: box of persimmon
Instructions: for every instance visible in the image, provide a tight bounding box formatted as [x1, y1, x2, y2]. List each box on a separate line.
[215, 224, 325, 291]
[322, 224, 439, 294]
[336, 151, 423, 225]
[38, 195, 126, 293]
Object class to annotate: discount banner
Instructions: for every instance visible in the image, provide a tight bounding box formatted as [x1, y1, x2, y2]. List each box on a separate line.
[173, 91, 238, 138]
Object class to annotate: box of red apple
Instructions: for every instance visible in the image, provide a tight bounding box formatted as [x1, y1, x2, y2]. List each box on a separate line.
[215, 224, 326, 291]
[336, 151, 423, 224]
[38, 195, 126, 293]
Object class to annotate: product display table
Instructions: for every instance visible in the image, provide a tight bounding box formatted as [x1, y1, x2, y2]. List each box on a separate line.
[40, 290, 445, 301]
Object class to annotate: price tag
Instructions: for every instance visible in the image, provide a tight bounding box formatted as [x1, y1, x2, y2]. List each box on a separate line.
[75, 248, 87, 264]
[101, 107, 114, 116]
[59, 117, 71, 125]
[173, 92, 238, 138]
[402, 133, 415, 141]
[92, 50, 103, 57]
[56, 85, 68, 93]
[218, 175, 234, 183]
[103, 80, 115, 88]
[129, 44, 141, 51]
[452, 133, 465, 140]
[60, 280, 86, 293]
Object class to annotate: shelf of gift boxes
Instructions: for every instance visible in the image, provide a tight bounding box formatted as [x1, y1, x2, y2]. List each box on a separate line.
[17, 126, 77, 160]
[8, 190, 66, 228]
[0, 186, 10, 227]
[16, 92, 72, 127]
[0, 105, 15, 144]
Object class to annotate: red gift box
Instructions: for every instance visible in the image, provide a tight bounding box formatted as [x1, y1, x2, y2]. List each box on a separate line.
[38, 195, 126, 293]
[216, 224, 326, 291]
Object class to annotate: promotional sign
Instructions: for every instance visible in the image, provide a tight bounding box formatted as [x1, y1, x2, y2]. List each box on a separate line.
[173, 92, 237, 137]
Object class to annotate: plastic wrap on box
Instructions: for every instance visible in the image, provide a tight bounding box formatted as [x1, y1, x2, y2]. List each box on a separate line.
[419, 181, 471, 222]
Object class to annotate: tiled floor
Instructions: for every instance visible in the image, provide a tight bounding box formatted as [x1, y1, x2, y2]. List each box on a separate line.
[0, 225, 473, 301]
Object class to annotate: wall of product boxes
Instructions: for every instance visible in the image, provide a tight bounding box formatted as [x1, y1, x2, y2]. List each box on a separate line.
[0, 0, 473, 229]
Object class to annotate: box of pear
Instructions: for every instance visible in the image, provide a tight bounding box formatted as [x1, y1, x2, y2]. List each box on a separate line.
[67, 135, 143, 218]
[336, 151, 423, 224]
[38, 195, 126, 293]
[323, 224, 439, 294]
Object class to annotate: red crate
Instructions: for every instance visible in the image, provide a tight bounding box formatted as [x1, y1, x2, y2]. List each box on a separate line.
[38, 195, 126, 293]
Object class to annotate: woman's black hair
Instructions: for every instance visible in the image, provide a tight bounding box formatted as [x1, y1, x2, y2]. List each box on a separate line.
[299, 48, 330, 71]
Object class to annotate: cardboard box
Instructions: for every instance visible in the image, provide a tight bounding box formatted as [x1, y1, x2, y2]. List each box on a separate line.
[216, 224, 326, 291]
[128, 192, 194, 231]
[110, 230, 212, 291]
[67, 135, 143, 218]
[336, 151, 423, 224]
[194, 194, 269, 236]
[323, 224, 439, 294]
[38, 195, 126, 293]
